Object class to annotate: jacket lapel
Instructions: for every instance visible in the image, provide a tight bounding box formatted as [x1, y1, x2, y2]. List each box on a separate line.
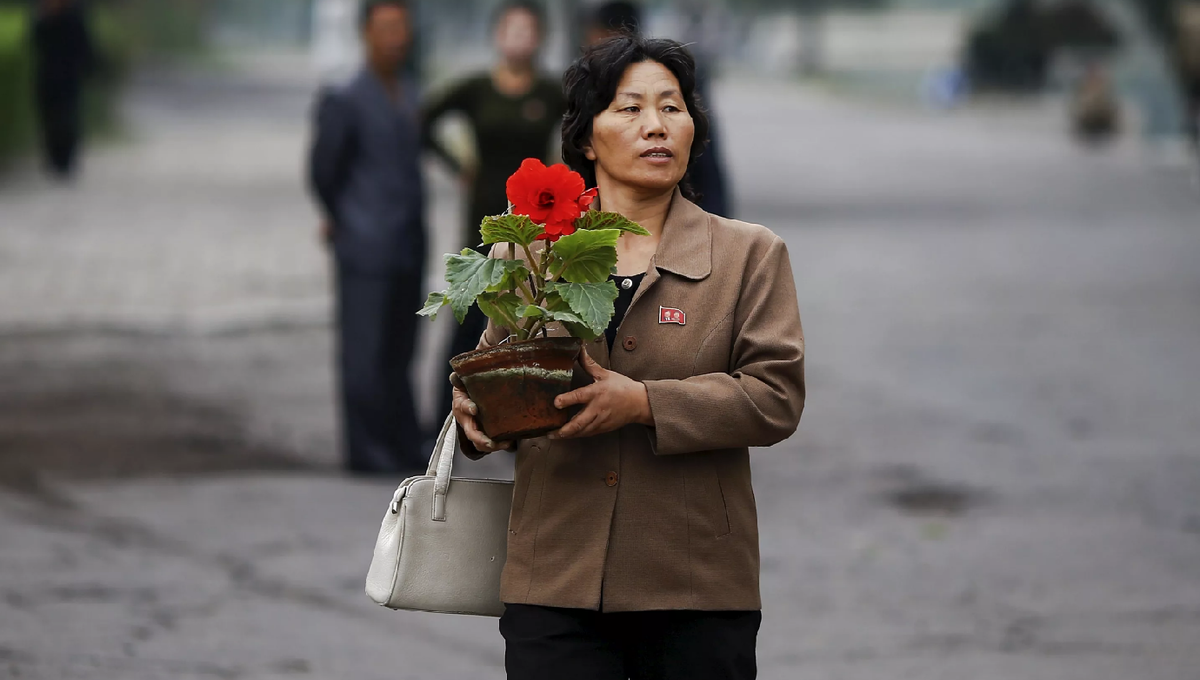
[629, 188, 712, 311]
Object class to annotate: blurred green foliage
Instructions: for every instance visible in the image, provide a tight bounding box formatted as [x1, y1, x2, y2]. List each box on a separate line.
[0, 6, 33, 159]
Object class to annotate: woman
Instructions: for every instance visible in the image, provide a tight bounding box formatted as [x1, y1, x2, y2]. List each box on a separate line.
[453, 35, 805, 680]
[423, 0, 566, 420]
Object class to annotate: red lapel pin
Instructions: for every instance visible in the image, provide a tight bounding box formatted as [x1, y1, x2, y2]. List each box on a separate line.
[659, 306, 686, 326]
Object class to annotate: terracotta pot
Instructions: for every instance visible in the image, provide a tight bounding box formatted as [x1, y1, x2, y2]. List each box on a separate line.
[450, 336, 582, 442]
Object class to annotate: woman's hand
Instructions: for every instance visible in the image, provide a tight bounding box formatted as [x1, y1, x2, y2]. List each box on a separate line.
[450, 375, 514, 454]
[550, 349, 653, 440]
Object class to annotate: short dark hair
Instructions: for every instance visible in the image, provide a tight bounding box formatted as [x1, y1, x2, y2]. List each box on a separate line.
[591, 2, 641, 35]
[491, 1, 546, 33]
[561, 35, 710, 196]
[359, 0, 408, 30]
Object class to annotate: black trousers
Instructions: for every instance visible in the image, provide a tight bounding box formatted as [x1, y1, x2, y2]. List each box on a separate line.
[35, 87, 82, 178]
[500, 605, 761, 680]
[334, 269, 424, 473]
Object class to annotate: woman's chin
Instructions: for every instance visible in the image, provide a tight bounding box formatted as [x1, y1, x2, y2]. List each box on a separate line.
[621, 170, 686, 195]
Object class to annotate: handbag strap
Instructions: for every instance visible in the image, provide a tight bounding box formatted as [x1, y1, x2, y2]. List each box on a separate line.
[425, 414, 458, 521]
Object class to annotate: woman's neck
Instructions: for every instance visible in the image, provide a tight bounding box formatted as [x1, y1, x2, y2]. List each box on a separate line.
[596, 181, 673, 237]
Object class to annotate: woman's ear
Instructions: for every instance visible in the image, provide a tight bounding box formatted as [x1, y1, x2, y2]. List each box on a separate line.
[583, 144, 596, 162]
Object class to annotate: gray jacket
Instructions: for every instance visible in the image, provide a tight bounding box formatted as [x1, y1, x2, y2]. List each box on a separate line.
[309, 68, 426, 275]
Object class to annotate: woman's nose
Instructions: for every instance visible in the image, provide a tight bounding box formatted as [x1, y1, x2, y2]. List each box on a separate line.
[643, 111, 667, 137]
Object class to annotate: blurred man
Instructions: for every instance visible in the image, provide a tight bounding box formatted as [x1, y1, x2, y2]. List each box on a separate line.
[583, 0, 641, 46]
[582, 1, 732, 217]
[1179, 2, 1200, 152]
[30, 0, 94, 179]
[308, 0, 427, 475]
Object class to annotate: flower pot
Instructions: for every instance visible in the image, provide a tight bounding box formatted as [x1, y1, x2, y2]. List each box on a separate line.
[450, 336, 582, 442]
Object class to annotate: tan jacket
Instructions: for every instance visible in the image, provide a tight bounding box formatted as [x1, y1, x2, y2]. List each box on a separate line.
[462, 190, 805, 612]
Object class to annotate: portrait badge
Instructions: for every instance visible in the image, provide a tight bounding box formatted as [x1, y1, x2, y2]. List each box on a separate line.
[659, 307, 686, 326]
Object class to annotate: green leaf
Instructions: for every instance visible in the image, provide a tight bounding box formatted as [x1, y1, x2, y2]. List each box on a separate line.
[525, 297, 598, 340]
[549, 229, 619, 284]
[444, 249, 526, 324]
[517, 305, 546, 319]
[575, 210, 651, 236]
[519, 303, 586, 325]
[488, 263, 531, 294]
[480, 214, 544, 247]
[417, 291, 448, 319]
[477, 291, 523, 330]
[548, 281, 618, 337]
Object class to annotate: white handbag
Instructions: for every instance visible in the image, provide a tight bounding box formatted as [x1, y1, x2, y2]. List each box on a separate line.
[364, 415, 513, 616]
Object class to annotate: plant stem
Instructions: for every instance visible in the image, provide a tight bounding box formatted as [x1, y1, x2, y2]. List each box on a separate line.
[508, 243, 516, 289]
[526, 318, 546, 339]
[515, 278, 536, 306]
[522, 244, 541, 285]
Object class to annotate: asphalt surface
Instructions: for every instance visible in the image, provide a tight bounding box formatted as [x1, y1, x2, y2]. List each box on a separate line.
[1, 62, 1198, 679]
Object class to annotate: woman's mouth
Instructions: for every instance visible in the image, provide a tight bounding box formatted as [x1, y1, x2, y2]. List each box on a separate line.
[640, 147, 674, 164]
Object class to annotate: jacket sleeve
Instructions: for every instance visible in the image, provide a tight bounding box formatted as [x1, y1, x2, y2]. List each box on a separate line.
[308, 89, 355, 221]
[643, 235, 805, 455]
[421, 79, 473, 175]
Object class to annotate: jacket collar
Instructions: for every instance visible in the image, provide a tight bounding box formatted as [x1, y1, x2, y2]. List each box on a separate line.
[652, 187, 712, 281]
[352, 67, 416, 114]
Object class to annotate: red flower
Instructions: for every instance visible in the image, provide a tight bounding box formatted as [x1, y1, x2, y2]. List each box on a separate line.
[538, 220, 576, 242]
[577, 187, 598, 212]
[506, 159, 587, 227]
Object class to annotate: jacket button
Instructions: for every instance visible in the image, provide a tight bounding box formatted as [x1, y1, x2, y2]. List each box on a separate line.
[622, 336, 637, 351]
[605, 471, 618, 487]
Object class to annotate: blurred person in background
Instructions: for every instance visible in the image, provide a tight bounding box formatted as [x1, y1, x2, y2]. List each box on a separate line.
[422, 0, 566, 423]
[583, 1, 731, 217]
[30, 0, 95, 180]
[582, 0, 640, 46]
[308, 0, 427, 475]
[1179, 2, 1200, 153]
[1070, 63, 1121, 145]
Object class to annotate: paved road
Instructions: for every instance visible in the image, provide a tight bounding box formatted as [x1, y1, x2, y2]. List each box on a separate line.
[1, 63, 1199, 680]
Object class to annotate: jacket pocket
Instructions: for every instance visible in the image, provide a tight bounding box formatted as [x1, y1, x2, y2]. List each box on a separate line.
[714, 469, 733, 537]
[687, 458, 733, 538]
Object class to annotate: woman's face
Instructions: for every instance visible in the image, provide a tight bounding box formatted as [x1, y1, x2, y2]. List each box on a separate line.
[494, 9, 541, 64]
[586, 61, 695, 195]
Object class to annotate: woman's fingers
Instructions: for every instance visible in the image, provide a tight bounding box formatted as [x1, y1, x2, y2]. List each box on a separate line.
[451, 386, 514, 452]
[452, 386, 478, 416]
[551, 404, 601, 440]
[452, 388, 491, 450]
[462, 415, 511, 452]
[554, 384, 596, 410]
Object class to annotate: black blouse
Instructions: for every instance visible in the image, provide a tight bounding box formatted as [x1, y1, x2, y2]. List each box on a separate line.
[605, 273, 645, 350]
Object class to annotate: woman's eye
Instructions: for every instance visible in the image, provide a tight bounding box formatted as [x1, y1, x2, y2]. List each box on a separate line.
[663, 105, 681, 113]
[622, 106, 640, 113]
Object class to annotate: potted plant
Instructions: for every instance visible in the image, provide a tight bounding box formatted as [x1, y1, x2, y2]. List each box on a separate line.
[419, 159, 649, 441]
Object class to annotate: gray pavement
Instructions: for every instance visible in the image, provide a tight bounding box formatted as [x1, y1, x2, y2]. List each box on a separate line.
[1, 63, 1199, 679]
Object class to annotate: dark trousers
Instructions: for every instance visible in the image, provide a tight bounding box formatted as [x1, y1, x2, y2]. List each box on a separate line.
[35, 88, 81, 178]
[500, 604, 761, 680]
[335, 269, 424, 473]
